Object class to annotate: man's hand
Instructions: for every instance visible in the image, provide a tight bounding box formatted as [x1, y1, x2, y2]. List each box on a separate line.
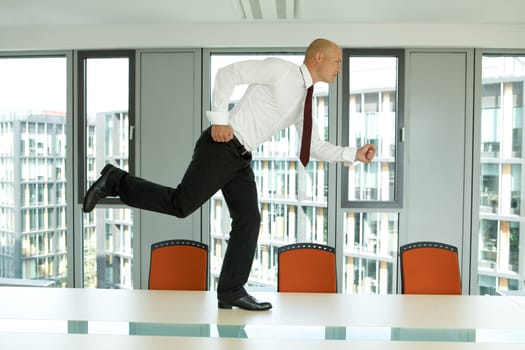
[211, 125, 234, 143]
[356, 144, 376, 163]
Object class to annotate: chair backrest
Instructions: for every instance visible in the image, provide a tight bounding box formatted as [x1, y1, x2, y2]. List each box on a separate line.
[148, 239, 208, 291]
[278, 243, 336, 293]
[400, 241, 461, 295]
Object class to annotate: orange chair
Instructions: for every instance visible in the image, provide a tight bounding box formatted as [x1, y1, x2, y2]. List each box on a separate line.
[400, 241, 461, 295]
[148, 239, 208, 291]
[278, 243, 337, 293]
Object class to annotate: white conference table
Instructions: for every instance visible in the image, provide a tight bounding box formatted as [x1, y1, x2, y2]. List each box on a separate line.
[0, 287, 524, 349]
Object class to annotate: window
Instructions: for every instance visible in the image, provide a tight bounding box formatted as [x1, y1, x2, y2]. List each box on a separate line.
[342, 212, 398, 294]
[478, 55, 525, 295]
[340, 49, 404, 294]
[208, 53, 330, 291]
[78, 51, 135, 288]
[342, 50, 404, 207]
[0, 55, 68, 286]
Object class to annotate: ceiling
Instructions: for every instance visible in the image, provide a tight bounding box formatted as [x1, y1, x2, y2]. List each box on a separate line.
[2, 0, 525, 29]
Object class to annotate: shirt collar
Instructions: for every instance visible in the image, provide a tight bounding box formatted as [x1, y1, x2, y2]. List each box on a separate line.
[299, 64, 313, 89]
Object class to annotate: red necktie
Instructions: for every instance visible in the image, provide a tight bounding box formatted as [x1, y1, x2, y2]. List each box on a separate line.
[300, 86, 314, 167]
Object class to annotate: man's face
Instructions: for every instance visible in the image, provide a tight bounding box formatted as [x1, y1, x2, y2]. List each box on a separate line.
[319, 45, 342, 84]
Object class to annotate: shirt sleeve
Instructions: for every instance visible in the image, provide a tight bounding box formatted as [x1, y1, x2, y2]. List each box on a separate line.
[296, 119, 358, 166]
[206, 58, 289, 125]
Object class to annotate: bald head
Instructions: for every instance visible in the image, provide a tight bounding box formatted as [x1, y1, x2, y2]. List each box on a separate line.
[303, 38, 342, 84]
[304, 39, 339, 62]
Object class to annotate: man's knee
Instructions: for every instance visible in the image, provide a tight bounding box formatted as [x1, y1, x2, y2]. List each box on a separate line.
[173, 206, 195, 219]
[231, 209, 260, 233]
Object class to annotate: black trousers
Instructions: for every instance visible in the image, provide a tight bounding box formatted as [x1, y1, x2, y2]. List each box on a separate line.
[118, 127, 260, 301]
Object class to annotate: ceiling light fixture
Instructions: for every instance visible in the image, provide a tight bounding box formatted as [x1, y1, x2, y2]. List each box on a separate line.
[232, 0, 301, 20]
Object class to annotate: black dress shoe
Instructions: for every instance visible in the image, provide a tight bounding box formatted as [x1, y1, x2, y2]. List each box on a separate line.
[218, 294, 272, 311]
[82, 164, 120, 213]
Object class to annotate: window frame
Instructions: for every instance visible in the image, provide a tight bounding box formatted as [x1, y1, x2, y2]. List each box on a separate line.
[341, 49, 405, 209]
[0, 51, 73, 286]
[77, 50, 136, 206]
[474, 49, 525, 295]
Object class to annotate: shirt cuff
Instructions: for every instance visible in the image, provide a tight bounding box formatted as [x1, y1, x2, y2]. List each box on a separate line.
[206, 111, 229, 125]
[343, 147, 358, 167]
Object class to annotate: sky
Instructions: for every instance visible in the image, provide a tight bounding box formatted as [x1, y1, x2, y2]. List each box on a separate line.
[0, 54, 398, 115]
[0, 57, 67, 113]
[0, 56, 128, 115]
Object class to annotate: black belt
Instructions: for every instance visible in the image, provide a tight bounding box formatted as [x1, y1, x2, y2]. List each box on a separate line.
[231, 136, 252, 160]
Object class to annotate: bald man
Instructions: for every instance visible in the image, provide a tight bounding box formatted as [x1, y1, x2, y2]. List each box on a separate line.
[83, 38, 376, 311]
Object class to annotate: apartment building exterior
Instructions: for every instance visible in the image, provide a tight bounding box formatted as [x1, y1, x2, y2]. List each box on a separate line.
[478, 56, 525, 294]
[0, 111, 67, 286]
[83, 111, 133, 288]
[0, 109, 133, 289]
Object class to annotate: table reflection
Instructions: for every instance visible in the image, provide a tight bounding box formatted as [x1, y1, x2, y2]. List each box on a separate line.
[1, 319, 525, 343]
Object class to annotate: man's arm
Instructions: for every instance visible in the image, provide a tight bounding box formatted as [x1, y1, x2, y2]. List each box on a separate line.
[207, 58, 289, 137]
[301, 121, 376, 165]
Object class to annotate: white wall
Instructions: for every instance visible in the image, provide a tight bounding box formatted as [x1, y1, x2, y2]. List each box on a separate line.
[1, 22, 525, 50]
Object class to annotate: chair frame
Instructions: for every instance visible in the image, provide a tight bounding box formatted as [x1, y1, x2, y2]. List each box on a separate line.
[399, 241, 460, 294]
[277, 242, 336, 293]
[148, 239, 208, 290]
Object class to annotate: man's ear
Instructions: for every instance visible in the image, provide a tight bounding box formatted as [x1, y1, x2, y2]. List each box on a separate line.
[315, 51, 323, 63]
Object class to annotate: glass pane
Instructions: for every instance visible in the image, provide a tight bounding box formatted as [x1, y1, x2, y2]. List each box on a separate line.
[342, 212, 398, 294]
[82, 57, 133, 288]
[478, 55, 525, 295]
[479, 219, 498, 270]
[347, 57, 398, 202]
[480, 163, 499, 212]
[0, 56, 67, 287]
[209, 54, 330, 291]
[82, 208, 133, 288]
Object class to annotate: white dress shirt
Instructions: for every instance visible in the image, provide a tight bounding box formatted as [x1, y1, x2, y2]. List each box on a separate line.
[206, 57, 357, 165]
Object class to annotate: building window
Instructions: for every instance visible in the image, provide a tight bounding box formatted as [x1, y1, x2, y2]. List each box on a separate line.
[0, 55, 68, 286]
[478, 55, 525, 295]
[342, 50, 404, 207]
[77, 51, 135, 289]
[340, 49, 404, 294]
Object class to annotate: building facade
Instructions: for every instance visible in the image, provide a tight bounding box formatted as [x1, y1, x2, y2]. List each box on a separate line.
[478, 56, 525, 294]
[0, 111, 67, 286]
[83, 111, 133, 289]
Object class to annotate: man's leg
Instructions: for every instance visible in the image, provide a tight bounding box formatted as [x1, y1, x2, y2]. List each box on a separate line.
[116, 128, 245, 218]
[216, 166, 271, 310]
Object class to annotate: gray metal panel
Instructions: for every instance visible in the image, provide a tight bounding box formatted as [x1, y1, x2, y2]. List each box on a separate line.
[404, 51, 468, 258]
[138, 50, 201, 288]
